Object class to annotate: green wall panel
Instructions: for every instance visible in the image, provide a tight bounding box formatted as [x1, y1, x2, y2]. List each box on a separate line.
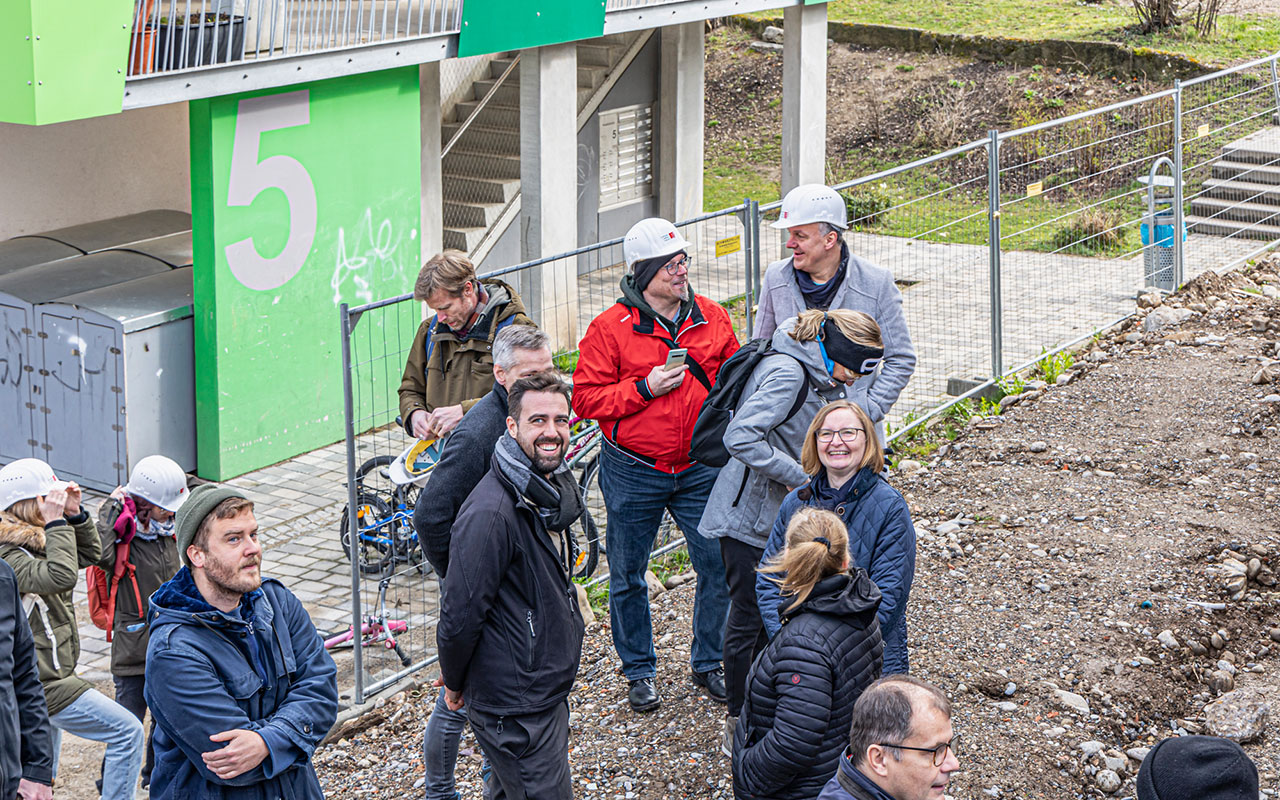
[190, 67, 422, 480]
[457, 0, 605, 57]
[0, 0, 132, 125]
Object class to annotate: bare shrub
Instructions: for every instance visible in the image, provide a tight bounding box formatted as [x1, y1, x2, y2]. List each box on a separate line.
[913, 85, 973, 151]
[1132, 0, 1179, 31]
[1051, 205, 1127, 255]
[1190, 0, 1233, 36]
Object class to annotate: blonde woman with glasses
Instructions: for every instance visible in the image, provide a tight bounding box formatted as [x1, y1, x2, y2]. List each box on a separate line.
[755, 400, 916, 677]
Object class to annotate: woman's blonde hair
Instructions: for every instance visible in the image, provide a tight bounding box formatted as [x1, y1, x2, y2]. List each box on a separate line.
[5, 498, 44, 528]
[800, 400, 884, 476]
[760, 507, 850, 613]
[789, 309, 882, 349]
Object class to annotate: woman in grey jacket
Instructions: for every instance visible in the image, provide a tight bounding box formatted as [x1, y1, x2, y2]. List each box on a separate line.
[699, 308, 883, 750]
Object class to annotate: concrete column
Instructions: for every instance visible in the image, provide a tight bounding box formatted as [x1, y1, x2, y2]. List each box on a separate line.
[520, 43, 580, 348]
[658, 21, 705, 222]
[781, 3, 828, 195]
[420, 61, 444, 268]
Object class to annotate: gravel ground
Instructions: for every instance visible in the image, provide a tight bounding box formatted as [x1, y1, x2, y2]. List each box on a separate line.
[315, 256, 1280, 799]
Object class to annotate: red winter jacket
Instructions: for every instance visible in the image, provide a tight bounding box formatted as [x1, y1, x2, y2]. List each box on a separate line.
[573, 289, 740, 473]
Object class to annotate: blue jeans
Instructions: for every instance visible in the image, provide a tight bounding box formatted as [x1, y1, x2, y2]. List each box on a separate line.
[51, 688, 144, 800]
[423, 689, 467, 800]
[599, 443, 728, 679]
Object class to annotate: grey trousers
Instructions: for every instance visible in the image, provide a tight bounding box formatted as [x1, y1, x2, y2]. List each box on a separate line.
[468, 702, 572, 800]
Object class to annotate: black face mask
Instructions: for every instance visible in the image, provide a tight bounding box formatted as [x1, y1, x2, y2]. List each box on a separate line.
[821, 317, 884, 375]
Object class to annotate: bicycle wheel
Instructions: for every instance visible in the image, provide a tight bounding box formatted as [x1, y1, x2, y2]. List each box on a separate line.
[354, 454, 396, 495]
[338, 492, 396, 575]
[569, 485, 600, 580]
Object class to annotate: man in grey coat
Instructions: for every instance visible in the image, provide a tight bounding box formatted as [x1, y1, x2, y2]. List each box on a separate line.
[755, 184, 916, 441]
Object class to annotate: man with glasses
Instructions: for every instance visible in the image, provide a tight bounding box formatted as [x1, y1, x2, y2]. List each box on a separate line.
[573, 217, 740, 713]
[819, 676, 959, 800]
[756, 184, 916, 444]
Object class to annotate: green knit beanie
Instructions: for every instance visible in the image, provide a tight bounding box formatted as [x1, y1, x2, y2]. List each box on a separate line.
[175, 483, 250, 567]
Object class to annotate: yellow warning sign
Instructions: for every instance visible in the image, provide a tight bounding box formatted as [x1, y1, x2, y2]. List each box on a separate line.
[715, 235, 742, 258]
[1026, 181, 1043, 198]
[1197, 123, 1210, 138]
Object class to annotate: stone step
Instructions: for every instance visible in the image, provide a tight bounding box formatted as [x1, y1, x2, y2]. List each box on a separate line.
[452, 100, 520, 129]
[1185, 213, 1280, 241]
[469, 79, 595, 109]
[1188, 196, 1280, 226]
[1221, 127, 1280, 165]
[443, 200, 506, 229]
[1210, 160, 1280, 185]
[442, 150, 521, 181]
[443, 226, 484, 253]
[1200, 177, 1280, 206]
[577, 43, 615, 67]
[441, 175, 519, 205]
[441, 124, 519, 157]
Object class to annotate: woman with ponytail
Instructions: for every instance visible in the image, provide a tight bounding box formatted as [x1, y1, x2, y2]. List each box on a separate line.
[732, 508, 883, 800]
[701, 308, 884, 750]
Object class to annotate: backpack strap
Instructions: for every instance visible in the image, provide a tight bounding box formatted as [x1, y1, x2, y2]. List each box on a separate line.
[654, 338, 712, 392]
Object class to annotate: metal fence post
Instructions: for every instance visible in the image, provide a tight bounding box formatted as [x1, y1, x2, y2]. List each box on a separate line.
[339, 303, 365, 705]
[1172, 80, 1186, 289]
[1271, 56, 1280, 122]
[986, 129, 1004, 378]
[743, 197, 756, 339]
[751, 200, 763, 328]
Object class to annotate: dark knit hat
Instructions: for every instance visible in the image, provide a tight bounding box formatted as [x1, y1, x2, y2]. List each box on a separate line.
[1136, 735, 1258, 800]
[632, 250, 686, 292]
[175, 483, 251, 567]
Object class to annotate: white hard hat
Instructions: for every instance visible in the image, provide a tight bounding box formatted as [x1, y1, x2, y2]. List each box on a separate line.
[125, 455, 190, 512]
[771, 184, 848, 230]
[388, 440, 437, 488]
[0, 462, 55, 510]
[7, 458, 57, 486]
[623, 218, 692, 269]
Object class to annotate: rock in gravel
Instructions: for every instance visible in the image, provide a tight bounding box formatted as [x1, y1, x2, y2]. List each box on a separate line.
[1209, 669, 1236, 694]
[644, 570, 666, 598]
[1254, 364, 1277, 385]
[1204, 688, 1270, 742]
[1268, 627, 1280, 643]
[971, 671, 1010, 698]
[1157, 629, 1179, 649]
[1028, 441, 1048, 453]
[1079, 741, 1107, 756]
[1143, 306, 1193, 332]
[1095, 769, 1122, 794]
[1054, 690, 1090, 715]
[1136, 292, 1162, 309]
[897, 459, 923, 473]
[761, 25, 784, 43]
[1126, 746, 1151, 763]
[936, 521, 961, 536]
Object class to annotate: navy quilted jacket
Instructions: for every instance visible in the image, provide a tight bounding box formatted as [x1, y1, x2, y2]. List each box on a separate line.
[756, 467, 916, 675]
[733, 571, 884, 800]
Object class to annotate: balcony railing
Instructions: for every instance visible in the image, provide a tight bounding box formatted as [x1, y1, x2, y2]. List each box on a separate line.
[126, 0, 463, 77]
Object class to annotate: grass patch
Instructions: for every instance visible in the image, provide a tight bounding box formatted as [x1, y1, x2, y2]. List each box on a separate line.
[808, 0, 1280, 65]
[704, 134, 782, 212]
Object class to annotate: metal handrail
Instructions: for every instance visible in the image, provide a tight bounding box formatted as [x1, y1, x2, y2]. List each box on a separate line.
[441, 53, 521, 159]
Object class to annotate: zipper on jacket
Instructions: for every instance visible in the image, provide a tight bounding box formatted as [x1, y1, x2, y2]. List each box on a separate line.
[526, 610, 536, 671]
[730, 468, 751, 507]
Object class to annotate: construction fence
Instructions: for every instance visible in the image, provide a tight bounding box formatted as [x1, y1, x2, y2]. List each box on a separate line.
[335, 52, 1280, 702]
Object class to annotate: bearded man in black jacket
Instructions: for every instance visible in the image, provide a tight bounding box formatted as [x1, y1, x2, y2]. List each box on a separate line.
[436, 370, 585, 800]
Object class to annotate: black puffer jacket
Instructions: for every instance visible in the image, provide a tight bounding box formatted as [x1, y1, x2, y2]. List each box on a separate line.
[733, 570, 884, 800]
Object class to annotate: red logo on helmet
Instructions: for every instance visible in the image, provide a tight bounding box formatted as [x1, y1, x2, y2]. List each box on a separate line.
[666, 232, 675, 239]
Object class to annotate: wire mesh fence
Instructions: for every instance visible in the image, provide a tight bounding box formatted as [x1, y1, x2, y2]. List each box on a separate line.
[334, 51, 1280, 702]
[127, 0, 463, 77]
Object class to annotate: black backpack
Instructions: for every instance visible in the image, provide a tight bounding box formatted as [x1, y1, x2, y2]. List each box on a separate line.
[688, 339, 809, 468]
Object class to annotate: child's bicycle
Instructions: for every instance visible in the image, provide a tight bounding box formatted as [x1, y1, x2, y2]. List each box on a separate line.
[322, 574, 411, 667]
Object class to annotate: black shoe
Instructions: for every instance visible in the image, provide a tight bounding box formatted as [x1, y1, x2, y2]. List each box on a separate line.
[692, 667, 728, 703]
[628, 677, 661, 712]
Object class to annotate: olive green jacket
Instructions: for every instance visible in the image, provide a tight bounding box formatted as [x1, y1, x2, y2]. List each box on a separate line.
[96, 499, 180, 677]
[397, 279, 533, 433]
[0, 511, 101, 716]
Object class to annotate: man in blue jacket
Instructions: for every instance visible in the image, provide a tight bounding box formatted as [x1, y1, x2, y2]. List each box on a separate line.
[144, 484, 338, 800]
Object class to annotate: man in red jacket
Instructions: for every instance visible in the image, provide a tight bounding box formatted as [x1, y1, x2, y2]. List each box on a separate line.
[573, 217, 740, 712]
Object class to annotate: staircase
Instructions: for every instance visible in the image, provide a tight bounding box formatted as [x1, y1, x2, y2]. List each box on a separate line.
[441, 33, 650, 256]
[1187, 126, 1280, 241]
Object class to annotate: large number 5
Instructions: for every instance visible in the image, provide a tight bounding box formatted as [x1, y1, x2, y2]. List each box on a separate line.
[224, 91, 318, 291]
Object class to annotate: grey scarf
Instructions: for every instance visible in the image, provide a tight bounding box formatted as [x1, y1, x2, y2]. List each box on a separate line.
[494, 433, 584, 534]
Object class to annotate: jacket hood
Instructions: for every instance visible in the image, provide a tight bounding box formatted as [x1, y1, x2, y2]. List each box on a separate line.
[771, 317, 840, 387]
[619, 273, 696, 323]
[149, 565, 266, 630]
[784, 570, 881, 622]
[0, 513, 46, 554]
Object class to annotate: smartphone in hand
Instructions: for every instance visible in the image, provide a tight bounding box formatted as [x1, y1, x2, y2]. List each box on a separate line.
[664, 348, 688, 371]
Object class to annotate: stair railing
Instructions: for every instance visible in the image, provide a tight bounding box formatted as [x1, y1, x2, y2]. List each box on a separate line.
[441, 53, 521, 159]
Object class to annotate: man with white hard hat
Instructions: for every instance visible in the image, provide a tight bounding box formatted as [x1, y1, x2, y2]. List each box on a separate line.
[94, 454, 189, 790]
[756, 184, 916, 442]
[573, 218, 740, 712]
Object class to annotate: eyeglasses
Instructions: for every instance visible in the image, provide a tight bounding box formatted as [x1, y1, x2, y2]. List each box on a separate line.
[816, 427, 865, 444]
[664, 254, 692, 274]
[879, 735, 960, 767]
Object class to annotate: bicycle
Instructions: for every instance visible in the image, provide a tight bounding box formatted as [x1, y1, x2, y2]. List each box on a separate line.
[323, 574, 411, 667]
